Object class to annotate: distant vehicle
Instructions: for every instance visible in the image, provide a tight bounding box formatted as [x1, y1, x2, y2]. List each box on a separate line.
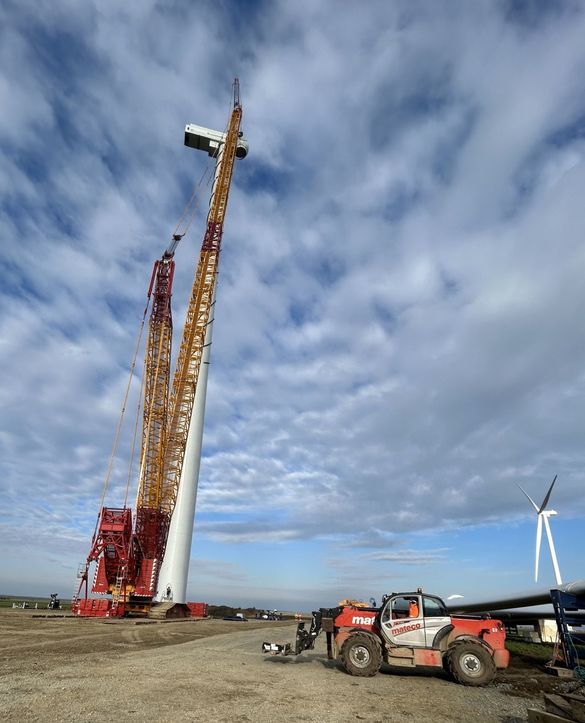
[223, 613, 247, 621]
[48, 594, 60, 610]
[256, 609, 282, 620]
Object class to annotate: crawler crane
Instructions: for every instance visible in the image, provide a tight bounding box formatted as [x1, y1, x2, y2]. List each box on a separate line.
[73, 80, 247, 617]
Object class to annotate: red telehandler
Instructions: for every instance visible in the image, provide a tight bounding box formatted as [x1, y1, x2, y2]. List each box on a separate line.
[263, 589, 509, 686]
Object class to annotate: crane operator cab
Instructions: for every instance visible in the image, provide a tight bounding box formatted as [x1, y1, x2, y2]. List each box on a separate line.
[380, 592, 452, 648]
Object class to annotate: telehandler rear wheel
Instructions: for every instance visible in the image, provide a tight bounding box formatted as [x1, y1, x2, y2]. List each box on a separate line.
[446, 640, 496, 686]
[341, 633, 382, 677]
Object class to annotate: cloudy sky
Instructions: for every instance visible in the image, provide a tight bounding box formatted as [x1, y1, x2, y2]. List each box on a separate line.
[1, 0, 584, 610]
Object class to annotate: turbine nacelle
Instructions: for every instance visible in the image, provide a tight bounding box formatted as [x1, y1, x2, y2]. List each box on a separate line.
[184, 123, 249, 159]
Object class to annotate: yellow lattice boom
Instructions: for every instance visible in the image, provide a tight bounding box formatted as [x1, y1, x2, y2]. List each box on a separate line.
[160, 101, 243, 516]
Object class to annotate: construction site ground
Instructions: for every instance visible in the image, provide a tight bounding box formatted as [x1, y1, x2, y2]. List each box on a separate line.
[0, 610, 580, 722]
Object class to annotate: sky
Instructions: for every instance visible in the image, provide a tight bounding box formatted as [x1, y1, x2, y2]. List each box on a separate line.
[0, 0, 584, 611]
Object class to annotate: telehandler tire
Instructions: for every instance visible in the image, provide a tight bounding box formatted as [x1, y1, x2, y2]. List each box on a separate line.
[341, 633, 382, 677]
[446, 640, 496, 686]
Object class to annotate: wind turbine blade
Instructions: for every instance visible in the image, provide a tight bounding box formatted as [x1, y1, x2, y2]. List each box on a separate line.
[543, 514, 563, 586]
[535, 515, 543, 582]
[518, 484, 540, 513]
[539, 475, 557, 514]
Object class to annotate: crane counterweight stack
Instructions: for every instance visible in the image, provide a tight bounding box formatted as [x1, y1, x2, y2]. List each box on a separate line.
[73, 79, 247, 617]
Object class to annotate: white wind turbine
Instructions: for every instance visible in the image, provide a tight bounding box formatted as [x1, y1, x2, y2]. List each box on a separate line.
[518, 476, 562, 586]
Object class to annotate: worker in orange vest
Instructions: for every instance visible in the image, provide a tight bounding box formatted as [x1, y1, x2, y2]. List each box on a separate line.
[409, 599, 419, 618]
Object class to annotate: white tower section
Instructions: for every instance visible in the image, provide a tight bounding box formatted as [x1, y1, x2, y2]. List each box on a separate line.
[155, 299, 215, 603]
[155, 123, 247, 603]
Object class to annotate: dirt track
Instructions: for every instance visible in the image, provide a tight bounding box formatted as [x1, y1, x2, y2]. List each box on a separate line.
[0, 610, 551, 722]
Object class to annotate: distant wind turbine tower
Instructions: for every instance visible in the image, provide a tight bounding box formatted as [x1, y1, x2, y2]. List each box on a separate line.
[518, 476, 562, 586]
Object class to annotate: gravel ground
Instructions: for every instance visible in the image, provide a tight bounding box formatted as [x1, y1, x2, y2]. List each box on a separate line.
[0, 612, 543, 722]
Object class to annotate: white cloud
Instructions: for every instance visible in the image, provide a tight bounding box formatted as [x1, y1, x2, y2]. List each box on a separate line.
[362, 549, 449, 564]
[1, 0, 584, 600]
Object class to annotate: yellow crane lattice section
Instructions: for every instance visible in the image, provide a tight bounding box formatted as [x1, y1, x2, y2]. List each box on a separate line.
[159, 101, 243, 516]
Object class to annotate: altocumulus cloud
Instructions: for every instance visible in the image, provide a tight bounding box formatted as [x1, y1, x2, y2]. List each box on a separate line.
[1, 0, 584, 601]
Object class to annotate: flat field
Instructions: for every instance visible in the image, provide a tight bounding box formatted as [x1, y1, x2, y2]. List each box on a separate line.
[0, 610, 575, 722]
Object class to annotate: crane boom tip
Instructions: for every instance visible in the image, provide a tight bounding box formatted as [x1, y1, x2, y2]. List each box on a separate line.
[233, 77, 241, 108]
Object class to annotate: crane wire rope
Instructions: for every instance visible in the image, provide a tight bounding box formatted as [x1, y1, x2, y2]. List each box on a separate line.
[124, 361, 145, 509]
[92, 300, 149, 538]
[173, 163, 214, 241]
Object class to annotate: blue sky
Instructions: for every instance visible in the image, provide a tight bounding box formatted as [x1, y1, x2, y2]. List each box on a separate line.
[1, 0, 584, 610]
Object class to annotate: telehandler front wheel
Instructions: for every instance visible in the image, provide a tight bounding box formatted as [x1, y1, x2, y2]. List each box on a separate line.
[341, 633, 382, 677]
[446, 640, 496, 686]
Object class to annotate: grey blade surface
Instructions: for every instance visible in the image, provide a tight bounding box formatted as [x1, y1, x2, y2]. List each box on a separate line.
[539, 475, 557, 514]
